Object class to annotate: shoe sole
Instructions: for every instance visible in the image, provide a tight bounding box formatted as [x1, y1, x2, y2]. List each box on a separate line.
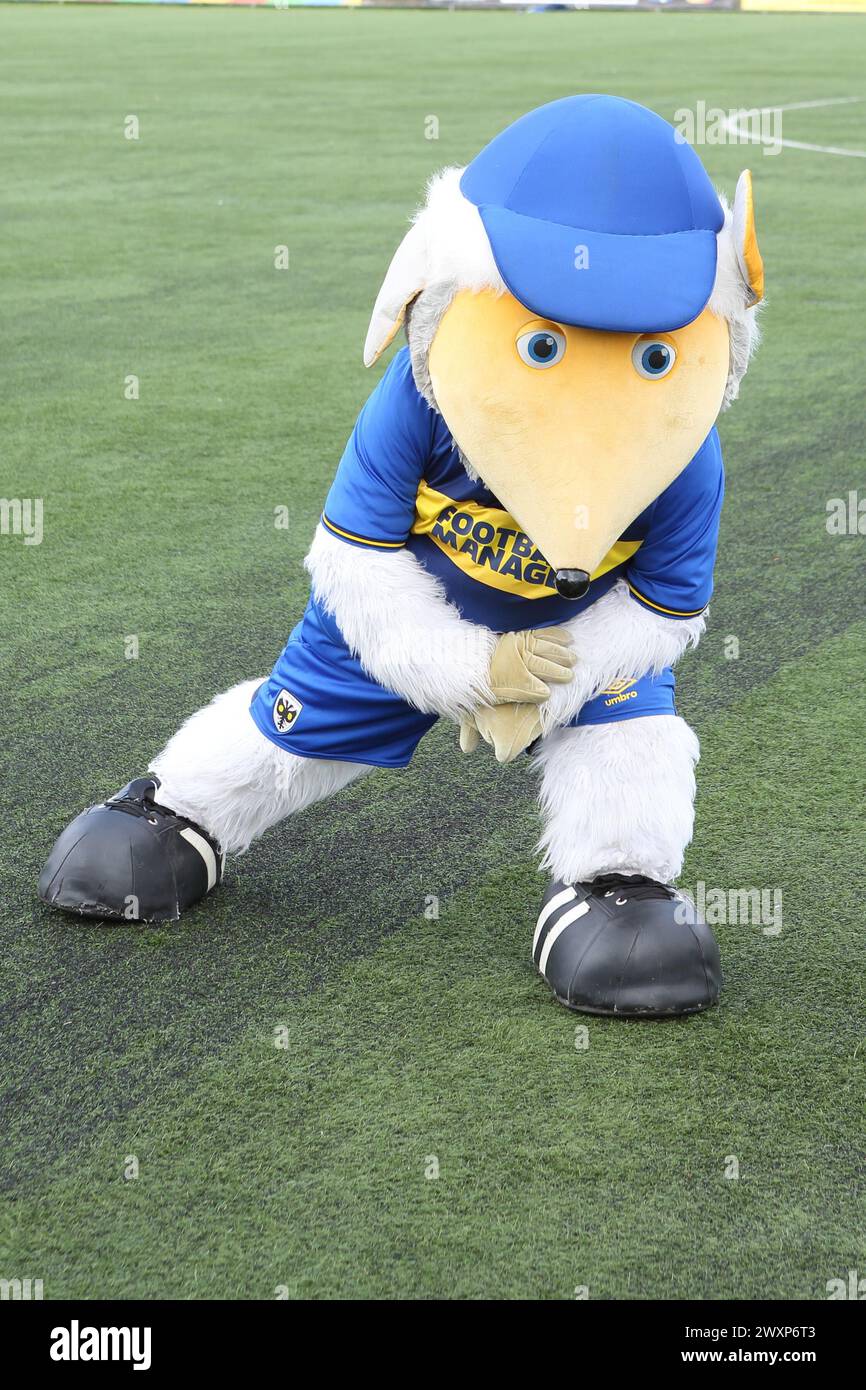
[553, 991, 719, 1020]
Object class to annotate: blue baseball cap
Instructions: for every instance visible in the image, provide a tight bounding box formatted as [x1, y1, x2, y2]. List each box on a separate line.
[460, 95, 724, 334]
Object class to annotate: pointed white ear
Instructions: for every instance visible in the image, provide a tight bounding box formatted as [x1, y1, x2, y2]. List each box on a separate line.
[363, 220, 429, 367]
[732, 170, 765, 306]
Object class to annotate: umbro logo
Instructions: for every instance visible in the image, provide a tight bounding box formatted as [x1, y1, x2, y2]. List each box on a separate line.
[600, 678, 638, 706]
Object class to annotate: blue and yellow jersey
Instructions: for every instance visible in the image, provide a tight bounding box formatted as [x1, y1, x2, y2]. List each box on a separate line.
[322, 348, 724, 632]
[250, 349, 716, 764]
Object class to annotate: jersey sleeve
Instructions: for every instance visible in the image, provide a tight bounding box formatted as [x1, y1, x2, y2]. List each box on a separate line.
[321, 349, 432, 551]
[624, 428, 725, 620]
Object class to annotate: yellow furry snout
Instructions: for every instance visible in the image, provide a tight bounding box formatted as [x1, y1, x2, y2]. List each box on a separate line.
[428, 289, 730, 574]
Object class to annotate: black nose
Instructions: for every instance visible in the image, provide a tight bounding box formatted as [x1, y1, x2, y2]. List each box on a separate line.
[554, 568, 590, 600]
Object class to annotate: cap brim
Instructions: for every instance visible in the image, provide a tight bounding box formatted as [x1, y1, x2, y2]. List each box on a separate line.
[478, 204, 718, 334]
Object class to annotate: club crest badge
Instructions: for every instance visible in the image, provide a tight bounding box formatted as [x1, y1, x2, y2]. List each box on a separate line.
[273, 688, 303, 733]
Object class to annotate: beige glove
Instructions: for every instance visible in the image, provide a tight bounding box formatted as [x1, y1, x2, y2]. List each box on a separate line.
[488, 626, 576, 704]
[460, 703, 543, 764]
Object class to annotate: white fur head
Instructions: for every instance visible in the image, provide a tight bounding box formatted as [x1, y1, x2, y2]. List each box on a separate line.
[366, 165, 763, 411]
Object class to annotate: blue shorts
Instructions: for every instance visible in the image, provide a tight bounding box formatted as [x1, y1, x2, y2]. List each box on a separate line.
[249, 600, 676, 769]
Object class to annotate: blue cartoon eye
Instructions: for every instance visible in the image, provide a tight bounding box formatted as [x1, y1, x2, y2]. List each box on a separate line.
[632, 338, 676, 380]
[516, 328, 566, 369]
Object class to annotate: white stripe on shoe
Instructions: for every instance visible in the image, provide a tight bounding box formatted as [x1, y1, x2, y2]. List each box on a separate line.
[538, 901, 590, 978]
[532, 886, 576, 959]
[180, 826, 218, 892]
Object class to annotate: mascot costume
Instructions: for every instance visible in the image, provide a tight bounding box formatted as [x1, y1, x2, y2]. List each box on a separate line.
[40, 96, 765, 1018]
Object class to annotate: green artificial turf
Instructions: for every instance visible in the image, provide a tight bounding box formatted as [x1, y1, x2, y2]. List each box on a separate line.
[1, 4, 864, 1299]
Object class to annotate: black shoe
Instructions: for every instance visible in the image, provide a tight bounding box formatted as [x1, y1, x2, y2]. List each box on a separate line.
[38, 776, 224, 923]
[533, 873, 722, 1017]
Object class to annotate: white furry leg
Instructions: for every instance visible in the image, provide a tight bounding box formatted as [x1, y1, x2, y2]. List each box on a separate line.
[534, 715, 700, 885]
[150, 678, 372, 854]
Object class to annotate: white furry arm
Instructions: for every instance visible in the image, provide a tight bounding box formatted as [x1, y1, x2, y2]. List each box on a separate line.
[539, 579, 706, 734]
[305, 524, 496, 720]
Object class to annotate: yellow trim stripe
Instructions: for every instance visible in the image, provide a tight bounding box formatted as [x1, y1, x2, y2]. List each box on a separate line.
[321, 513, 403, 550]
[627, 582, 707, 618]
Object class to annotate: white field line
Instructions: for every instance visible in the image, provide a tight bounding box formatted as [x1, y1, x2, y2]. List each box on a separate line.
[723, 97, 866, 159]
